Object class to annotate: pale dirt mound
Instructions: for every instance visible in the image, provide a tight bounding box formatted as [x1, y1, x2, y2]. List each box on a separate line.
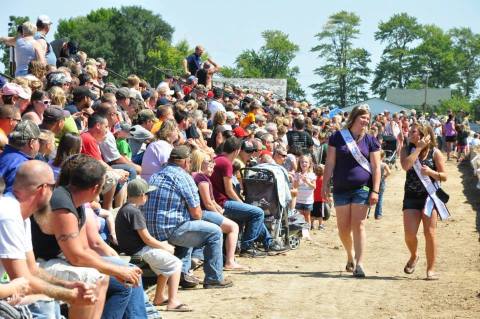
[156, 160, 480, 319]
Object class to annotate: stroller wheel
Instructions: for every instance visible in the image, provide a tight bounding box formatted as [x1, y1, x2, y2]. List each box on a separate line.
[288, 235, 301, 250]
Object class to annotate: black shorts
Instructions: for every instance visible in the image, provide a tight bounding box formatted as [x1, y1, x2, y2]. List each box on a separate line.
[445, 135, 456, 142]
[402, 197, 427, 211]
[312, 202, 330, 220]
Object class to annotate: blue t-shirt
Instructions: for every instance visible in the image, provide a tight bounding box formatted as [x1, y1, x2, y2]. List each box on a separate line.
[0, 145, 31, 193]
[186, 53, 201, 75]
[328, 130, 380, 193]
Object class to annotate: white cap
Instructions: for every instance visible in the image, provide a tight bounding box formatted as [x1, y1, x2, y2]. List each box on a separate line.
[37, 15, 52, 25]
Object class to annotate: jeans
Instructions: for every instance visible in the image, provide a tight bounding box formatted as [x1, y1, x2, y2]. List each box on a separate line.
[27, 300, 62, 319]
[111, 163, 137, 181]
[374, 180, 386, 218]
[168, 220, 224, 282]
[223, 200, 264, 250]
[101, 256, 147, 319]
[333, 187, 370, 206]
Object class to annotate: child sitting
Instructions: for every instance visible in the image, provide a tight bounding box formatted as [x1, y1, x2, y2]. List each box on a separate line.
[115, 122, 133, 160]
[115, 178, 191, 312]
[36, 129, 56, 162]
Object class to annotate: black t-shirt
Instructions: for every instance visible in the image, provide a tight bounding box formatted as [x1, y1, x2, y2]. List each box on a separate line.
[196, 68, 207, 86]
[286, 130, 314, 154]
[404, 145, 437, 200]
[115, 203, 147, 255]
[32, 186, 86, 260]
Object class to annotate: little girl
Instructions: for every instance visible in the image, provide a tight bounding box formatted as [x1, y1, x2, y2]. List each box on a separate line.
[373, 150, 391, 220]
[312, 164, 330, 230]
[294, 154, 316, 240]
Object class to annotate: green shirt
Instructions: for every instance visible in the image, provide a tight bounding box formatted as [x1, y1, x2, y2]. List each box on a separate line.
[55, 116, 79, 146]
[116, 138, 132, 159]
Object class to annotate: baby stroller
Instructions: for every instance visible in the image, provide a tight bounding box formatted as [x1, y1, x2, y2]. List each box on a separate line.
[240, 165, 303, 250]
[381, 134, 398, 169]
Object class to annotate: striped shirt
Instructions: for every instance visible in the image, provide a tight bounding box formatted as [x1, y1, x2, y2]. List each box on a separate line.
[143, 163, 200, 241]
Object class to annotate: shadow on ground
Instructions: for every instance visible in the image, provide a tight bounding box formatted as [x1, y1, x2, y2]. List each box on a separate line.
[457, 157, 480, 236]
[238, 270, 405, 281]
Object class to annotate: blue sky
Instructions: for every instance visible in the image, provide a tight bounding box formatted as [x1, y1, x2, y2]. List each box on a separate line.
[2, 0, 480, 99]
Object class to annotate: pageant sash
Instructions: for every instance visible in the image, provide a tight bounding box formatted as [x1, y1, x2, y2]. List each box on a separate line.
[411, 148, 450, 220]
[340, 129, 372, 174]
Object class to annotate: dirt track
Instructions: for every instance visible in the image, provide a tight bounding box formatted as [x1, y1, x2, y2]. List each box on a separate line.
[160, 159, 480, 319]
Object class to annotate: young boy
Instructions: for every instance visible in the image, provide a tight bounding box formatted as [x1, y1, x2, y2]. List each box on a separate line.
[115, 178, 192, 312]
[115, 122, 133, 160]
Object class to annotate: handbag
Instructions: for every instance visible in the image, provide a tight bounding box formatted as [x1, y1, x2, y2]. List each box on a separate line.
[435, 187, 449, 203]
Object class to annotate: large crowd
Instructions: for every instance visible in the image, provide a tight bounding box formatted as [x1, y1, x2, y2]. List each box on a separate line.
[0, 16, 479, 319]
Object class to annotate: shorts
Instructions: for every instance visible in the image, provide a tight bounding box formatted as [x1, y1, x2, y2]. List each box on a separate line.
[134, 246, 181, 277]
[201, 210, 225, 226]
[38, 258, 104, 284]
[402, 197, 427, 211]
[457, 145, 466, 153]
[333, 188, 370, 207]
[312, 201, 331, 220]
[445, 135, 456, 143]
[295, 203, 313, 211]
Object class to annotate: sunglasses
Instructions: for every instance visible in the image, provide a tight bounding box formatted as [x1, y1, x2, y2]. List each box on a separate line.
[43, 100, 51, 105]
[37, 182, 56, 190]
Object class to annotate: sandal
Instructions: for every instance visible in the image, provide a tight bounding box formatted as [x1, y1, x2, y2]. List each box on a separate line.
[404, 256, 419, 274]
[345, 261, 355, 273]
[166, 303, 193, 312]
[425, 272, 439, 281]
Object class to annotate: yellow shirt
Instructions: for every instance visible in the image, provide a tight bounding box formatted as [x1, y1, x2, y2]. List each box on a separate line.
[151, 120, 164, 135]
[240, 112, 255, 129]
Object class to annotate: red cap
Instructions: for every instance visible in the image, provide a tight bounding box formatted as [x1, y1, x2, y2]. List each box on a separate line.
[233, 126, 248, 138]
[207, 91, 214, 99]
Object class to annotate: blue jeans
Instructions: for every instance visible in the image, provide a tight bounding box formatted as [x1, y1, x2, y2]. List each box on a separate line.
[223, 200, 264, 250]
[101, 256, 147, 319]
[333, 187, 370, 207]
[374, 181, 386, 218]
[168, 220, 223, 282]
[111, 163, 137, 181]
[27, 300, 61, 319]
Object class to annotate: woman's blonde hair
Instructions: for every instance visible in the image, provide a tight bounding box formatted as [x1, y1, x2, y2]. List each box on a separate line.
[155, 119, 177, 141]
[413, 123, 437, 150]
[345, 104, 370, 129]
[190, 150, 209, 173]
[85, 64, 98, 80]
[49, 86, 66, 107]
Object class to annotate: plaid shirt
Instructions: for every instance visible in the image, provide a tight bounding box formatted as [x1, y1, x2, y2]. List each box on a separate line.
[143, 163, 200, 241]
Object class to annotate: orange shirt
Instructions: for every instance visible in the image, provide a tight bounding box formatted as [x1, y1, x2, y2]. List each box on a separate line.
[240, 112, 255, 128]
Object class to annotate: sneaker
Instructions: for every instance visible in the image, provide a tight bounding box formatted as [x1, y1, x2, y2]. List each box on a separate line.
[179, 273, 199, 289]
[265, 243, 289, 255]
[318, 224, 326, 230]
[203, 277, 234, 289]
[239, 248, 266, 258]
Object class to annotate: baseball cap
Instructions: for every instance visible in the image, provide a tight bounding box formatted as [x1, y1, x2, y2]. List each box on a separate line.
[1, 83, 31, 100]
[43, 106, 66, 122]
[241, 140, 256, 153]
[127, 178, 157, 197]
[130, 125, 154, 140]
[169, 145, 191, 160]
[137, 109, 157, 123]
[73, 86, 96, 100]
[47, 72, 69, 86]
[226, 111, 236, 120]
[233, 126, 248, 138]
[9, 120, 41, 143]
[157, 85, 174, 96]
[37, 15, 52, 25]
[187, 75, 197, 85]
[115, 87, 135, 99]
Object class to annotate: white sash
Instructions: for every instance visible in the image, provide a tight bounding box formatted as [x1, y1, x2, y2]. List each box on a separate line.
[411, 148, 450, 220]
[340, 129, 371, 174]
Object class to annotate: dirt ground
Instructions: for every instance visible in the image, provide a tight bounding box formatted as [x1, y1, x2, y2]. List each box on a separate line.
[158, 159, 480, 319]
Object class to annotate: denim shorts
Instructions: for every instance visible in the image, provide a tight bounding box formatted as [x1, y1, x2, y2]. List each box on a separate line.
[295, 203, 313, 211]
[333, 188, 370, 207]
[201, 210, 225, 226]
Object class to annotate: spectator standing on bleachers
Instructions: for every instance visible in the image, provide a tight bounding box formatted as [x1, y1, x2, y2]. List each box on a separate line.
[34, 15, 57, 67]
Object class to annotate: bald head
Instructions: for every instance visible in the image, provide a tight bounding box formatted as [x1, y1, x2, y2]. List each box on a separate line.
[14, 160, 55, 191]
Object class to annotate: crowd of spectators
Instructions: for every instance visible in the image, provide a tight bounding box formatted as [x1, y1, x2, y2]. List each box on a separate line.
[0, 15, 479, 319]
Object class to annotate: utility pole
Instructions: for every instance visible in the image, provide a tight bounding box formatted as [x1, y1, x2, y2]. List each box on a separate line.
[423, 67, 432, 113]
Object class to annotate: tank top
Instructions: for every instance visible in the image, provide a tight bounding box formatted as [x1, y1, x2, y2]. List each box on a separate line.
[404, 144, 437, 199]
[15, 38, 36, 76]
[34, 32, 56, 66]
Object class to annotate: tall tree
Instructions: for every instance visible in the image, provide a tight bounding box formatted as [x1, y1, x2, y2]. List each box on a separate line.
[221, 30, 305, 99]
[449, 27, 480, 98]
[371, 13, 422, 98]
[0, 15, 29, 76]
[310, 11, 371, 107]
[56, 6, 174, 85]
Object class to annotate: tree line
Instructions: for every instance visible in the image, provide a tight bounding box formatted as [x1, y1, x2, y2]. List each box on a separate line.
[1, 7, 479, 114]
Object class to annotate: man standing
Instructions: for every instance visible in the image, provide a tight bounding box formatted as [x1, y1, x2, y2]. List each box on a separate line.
[0, 160, 100, 318]
[143, 145, 233, 289]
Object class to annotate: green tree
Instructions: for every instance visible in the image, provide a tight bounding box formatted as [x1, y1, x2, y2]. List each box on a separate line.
[372, 13, 422, 98]
[436, 95, 472, 115]
[410, 25, 458, 89]
[0, 15, 29, 76]
[449, 27, 480, 98]
[222, 30, 305, 99]
[310, 11, 371, 107]
[56, 6, 174, 85]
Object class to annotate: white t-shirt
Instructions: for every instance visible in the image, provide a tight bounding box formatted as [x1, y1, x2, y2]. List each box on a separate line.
[208, 100, 225, 120]
[295, 172, 317, 205]
[0, 194, 32, 276]
[99, 131, 121, 163]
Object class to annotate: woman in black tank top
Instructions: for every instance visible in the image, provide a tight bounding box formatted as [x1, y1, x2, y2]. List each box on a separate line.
[400, 123, 447, 280]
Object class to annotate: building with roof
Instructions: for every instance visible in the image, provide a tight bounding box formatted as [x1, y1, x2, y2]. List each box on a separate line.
[386, 88, 451, 108]
[341, 98, 411, 115]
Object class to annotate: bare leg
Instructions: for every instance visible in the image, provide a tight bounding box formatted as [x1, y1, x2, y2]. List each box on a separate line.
[220, 218, 244, 268]
[350, 204, 369, 267]
[152, 275, 168, 306]
[166, 270, 182, 309]
[421, 209, 438, 276]
[403, 209, 422, 265]
[335, 204, 354, 263]
[113, 184, 127, 208]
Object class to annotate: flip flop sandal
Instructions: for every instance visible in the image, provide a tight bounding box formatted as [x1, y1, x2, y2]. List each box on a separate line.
[345, 261, 355, 272]
[166, 304, 193, 312]
[404, 256, 419, 274]
[425, 272, 439, 281]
